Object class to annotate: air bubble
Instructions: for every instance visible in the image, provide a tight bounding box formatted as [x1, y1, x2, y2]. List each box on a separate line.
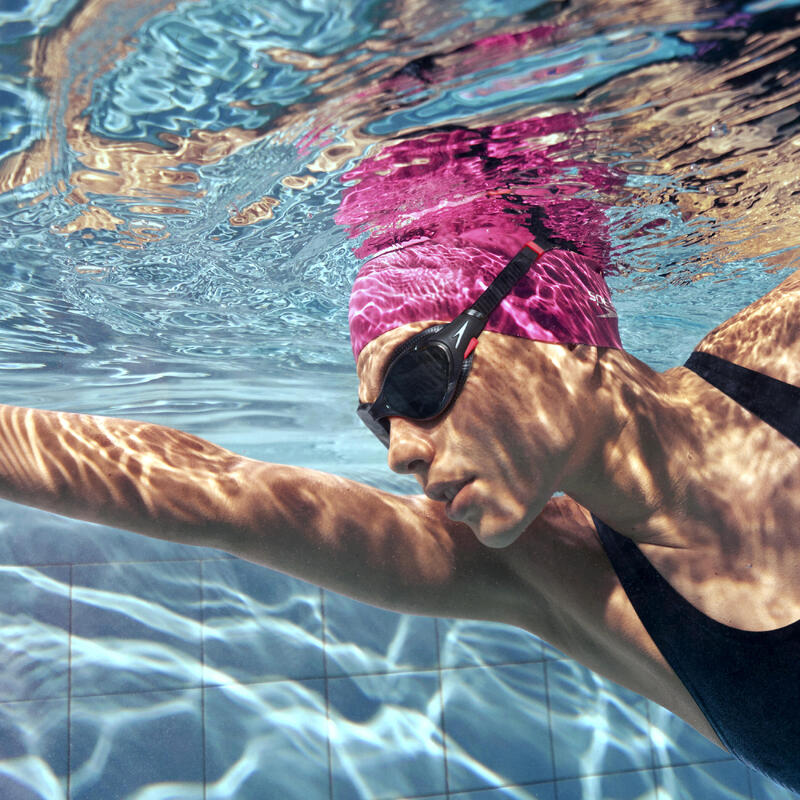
[710, 122, 729, 138]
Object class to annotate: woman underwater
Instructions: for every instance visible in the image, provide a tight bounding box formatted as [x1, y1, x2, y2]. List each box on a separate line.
[1, 119, 800, 789]
[3, 0, 800, 792]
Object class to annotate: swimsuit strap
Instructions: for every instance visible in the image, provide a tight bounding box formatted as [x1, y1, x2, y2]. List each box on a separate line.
[684, 351, 800, 447]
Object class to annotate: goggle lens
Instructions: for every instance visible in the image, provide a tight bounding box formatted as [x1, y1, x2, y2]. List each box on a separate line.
[381, 344, 451, 419]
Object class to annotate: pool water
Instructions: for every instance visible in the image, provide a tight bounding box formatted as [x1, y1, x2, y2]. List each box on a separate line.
[0, 0, 799, 797]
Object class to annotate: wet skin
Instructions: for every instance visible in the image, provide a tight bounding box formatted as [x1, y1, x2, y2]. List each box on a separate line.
[0, 268, 800, 749]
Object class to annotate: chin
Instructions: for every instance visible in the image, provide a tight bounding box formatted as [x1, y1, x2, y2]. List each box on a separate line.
[471, 516, 525, 549]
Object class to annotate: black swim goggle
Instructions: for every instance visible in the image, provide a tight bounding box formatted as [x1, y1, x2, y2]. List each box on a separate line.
[357, 240, 549, 447]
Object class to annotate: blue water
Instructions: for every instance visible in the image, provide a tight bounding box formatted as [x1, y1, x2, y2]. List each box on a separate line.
[1, 0, 799, 797]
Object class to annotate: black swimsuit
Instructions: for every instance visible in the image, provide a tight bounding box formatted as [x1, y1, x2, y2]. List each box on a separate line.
[594, 351, 800, 792]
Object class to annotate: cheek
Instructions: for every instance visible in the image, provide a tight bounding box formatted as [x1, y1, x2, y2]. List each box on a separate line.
[454, 372, 564, 510]
[454, 369, 530, 464]
[445, 407, 532, 509]
[470, 348, 574, 463]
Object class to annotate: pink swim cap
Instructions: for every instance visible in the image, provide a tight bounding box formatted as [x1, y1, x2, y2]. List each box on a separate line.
[348, 224, 622, 361]
[337, 114, 624, 361]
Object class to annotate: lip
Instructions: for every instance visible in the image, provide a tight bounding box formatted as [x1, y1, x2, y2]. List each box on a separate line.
[425, 478, 472, 506]
[443, 480, 474, 518]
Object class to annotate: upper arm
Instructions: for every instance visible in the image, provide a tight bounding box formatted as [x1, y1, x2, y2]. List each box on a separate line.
[219, 461, 535, 620]
[0, 404, 524, 619]
[0, 404, 597, 631]
[222, 466, 613, 638]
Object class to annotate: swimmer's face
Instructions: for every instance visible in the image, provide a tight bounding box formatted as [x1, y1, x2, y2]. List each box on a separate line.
[358, 323, 583, 547]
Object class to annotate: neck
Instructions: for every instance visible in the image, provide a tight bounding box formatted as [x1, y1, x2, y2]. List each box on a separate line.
[559, 347, 707, 546]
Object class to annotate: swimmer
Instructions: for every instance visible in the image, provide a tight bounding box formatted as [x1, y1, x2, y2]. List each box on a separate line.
[0, 226, 799, 792]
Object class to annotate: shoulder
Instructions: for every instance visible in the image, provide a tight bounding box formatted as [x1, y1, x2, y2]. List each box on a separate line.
[694, 266, 800, 384]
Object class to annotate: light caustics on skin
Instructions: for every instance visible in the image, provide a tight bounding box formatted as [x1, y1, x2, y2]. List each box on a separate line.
[0, 405, 244, 531]
[0, 400, 501, 613]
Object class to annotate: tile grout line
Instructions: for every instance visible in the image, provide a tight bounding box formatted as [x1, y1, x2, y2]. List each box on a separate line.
[644, 697, 660, 796]
[38, 560, 737, 800]
[557, 761, 744, 783]
[434, 618, 450, 797]
[56, 655, 567, 703]
[67, 564, 73, 800]
[543, 660, 559, 799]
[320, 589, 335, 800]
[200, 561, 207, 800]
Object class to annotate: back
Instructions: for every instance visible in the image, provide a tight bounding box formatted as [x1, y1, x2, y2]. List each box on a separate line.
[693, 267, 800, 383]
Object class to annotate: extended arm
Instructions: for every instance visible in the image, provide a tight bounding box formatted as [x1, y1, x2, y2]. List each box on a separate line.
[1, 403, 708, 730]
[0, 404, 526, 619]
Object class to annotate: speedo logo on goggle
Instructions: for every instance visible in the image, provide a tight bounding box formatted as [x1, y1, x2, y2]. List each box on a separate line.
[452, 320, 471, 350]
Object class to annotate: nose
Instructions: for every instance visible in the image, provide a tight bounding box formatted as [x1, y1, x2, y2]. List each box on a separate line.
[386, 417, 435, 476]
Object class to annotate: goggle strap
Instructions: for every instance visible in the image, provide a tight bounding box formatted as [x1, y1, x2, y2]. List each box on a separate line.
[470, 241, 545, 319]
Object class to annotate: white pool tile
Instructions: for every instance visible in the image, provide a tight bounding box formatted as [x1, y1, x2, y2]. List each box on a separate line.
[328, 671, 446, 800]
[450, 782, 557, 799]
[546, 659, 653, 779]
[69, 688, 203, 800]
[654, 760, 752, 799]
[556, 770, 657, 800]
[0, 697, 68, 799]
[70, 561, 203, 695]
[202, 559, 325, 684]
[0, 565, 70, 702]
[324, 591, 439, 676]
[647, 700, 729, 766]
[437, 618, 544, 668]
[442, 663, 553, 792]
[204, 680, 330, 799]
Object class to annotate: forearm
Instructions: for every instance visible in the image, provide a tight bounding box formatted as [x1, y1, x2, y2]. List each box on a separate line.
[0, 403, 245, 543]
